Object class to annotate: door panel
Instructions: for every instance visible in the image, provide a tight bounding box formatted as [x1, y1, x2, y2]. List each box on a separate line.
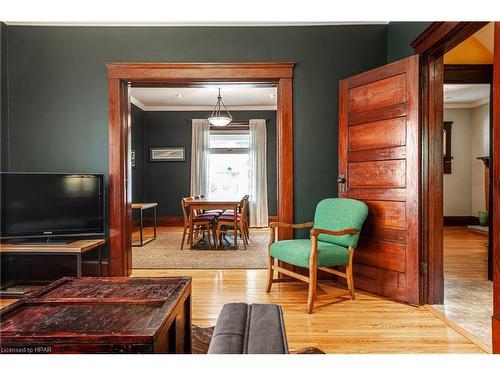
[348, 117, 406, 151]
[349, 146, 407, 163]
[348, 160, 406, 189]
[348, 74, 407, 113]
[364, 200, 406, 230]
[355, 240, 406, 272]
[339, 55, 420, 304]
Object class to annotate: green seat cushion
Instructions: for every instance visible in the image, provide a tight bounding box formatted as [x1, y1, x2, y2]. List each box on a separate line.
[270, 239, 349, 268]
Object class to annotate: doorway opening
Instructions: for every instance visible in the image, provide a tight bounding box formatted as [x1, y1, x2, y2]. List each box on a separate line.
[412, 22, 496, 352]
[437, 80, 492, 349]
[128, 84, 278, 269]
[106, 62, 294, 277]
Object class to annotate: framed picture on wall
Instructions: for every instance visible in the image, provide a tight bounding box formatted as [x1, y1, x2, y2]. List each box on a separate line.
[150, 147, 186, 162]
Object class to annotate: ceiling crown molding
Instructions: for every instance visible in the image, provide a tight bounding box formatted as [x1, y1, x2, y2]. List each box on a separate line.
[4, 21, 389, 27]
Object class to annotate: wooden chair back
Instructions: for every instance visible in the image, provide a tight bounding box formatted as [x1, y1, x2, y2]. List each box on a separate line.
[240, 197, 249, 227]
[240, 195, 249, 211]
[180, 198, 190, 227]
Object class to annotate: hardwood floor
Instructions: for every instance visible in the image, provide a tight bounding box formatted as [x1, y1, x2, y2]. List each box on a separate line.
[443, 226, 488, 280]
[430, 226, 492, 351]
[132, 268, 485, 353]
[1, 226, 489, 353]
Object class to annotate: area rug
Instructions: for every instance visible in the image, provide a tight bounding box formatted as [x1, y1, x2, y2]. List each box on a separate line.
[191, 325, 325, 354]
[132, 227, 269, 269]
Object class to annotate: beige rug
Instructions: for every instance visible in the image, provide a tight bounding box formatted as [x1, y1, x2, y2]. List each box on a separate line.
[132, 227, 269, 269]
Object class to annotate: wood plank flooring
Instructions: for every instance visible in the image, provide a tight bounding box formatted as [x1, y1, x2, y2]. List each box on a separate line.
[132, 268, 485, 353]
[443, 226, 488, 280]
[1, 226, 488, 353]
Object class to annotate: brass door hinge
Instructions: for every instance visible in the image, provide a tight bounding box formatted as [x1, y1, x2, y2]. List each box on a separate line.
[419, 261, 428, 276]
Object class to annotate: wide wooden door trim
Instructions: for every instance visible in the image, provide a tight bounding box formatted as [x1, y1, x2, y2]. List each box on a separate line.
[492, 22, 500, 354]
[411, 22, 493, 306]
[106, 62, 295, 276]
[411, 22, 489, 55]
[412, 21, 500, 352]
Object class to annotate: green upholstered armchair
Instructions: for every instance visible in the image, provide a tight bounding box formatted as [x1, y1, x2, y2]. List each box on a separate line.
[266, 198, 368, 313]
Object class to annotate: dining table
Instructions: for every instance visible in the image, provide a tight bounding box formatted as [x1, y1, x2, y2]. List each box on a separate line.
[183, 196, 241, 250]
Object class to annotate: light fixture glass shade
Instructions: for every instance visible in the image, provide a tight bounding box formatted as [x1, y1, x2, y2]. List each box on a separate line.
[208, 88, 232, 126]
[208, 116, 232, 127]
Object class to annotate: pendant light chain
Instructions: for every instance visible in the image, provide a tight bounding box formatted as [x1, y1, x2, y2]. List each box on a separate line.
[208, 88, 233, 126]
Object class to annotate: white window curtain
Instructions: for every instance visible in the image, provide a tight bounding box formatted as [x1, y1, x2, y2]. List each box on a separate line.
[190, 119, 210, 196]
[249, 119, 269, 227]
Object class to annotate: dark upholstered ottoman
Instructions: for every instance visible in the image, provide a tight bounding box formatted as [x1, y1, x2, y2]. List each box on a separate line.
[207, 303, 289, 354]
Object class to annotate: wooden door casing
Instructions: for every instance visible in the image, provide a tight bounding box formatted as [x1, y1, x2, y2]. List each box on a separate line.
[339, 55, 420, 305]
[492, 22, 500, 354]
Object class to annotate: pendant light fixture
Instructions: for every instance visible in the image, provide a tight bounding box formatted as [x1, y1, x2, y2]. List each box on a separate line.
[208, 88, 232, 126]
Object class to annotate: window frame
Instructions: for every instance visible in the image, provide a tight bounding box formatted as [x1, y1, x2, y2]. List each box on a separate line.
[208, 129, 250, 155]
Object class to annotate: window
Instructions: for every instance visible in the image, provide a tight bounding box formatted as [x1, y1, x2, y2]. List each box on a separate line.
[208, 131, 250, 200]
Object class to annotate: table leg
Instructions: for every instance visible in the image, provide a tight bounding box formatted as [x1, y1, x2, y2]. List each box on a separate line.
[153, 206, 157, 239]
[189, 206, 194, 250]
[233, 203, 237, 250]
[76, 254, 82, 277]
[98, 247, 102, 277]
[140, 208, 144, 246]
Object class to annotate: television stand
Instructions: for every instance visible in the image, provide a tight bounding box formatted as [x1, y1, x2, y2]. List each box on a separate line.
[0, 239, 106, 296]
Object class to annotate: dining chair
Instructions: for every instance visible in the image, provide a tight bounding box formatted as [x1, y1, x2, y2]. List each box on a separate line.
[180, 198, 217, 250]
[266, 198, 368, 313]
[216, 198, 249, 250]
[222, 195, 250, 240]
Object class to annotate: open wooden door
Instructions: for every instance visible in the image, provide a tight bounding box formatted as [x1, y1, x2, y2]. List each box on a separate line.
[338, 55, 420, 305]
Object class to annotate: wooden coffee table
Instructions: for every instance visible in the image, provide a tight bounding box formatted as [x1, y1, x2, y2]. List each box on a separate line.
[0, 277, 192, 354]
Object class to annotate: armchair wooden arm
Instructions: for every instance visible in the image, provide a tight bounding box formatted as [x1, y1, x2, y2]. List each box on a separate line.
[268, 222, 314, 247]
[269, 221, 314, 229]
[309, 228, 357, 237]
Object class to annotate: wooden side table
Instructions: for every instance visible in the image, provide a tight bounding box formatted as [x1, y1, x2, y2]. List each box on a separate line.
[132, 203, 158, 247]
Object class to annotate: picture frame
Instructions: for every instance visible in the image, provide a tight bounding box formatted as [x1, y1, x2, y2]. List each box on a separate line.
[150, 147, 186, 162]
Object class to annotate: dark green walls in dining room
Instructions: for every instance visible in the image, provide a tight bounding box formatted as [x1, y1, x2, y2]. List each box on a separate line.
[131, 104, 145, 204]
[0, 23, 428, 228]
[130, 105, 278, 217]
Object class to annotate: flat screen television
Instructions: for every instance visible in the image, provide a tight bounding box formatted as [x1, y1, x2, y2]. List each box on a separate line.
[1, 173, 105, 241]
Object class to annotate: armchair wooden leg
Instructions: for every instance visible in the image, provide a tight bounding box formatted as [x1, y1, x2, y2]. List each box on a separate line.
[307, 235, 319, 314]
[266, 256, 274, 293]
[307, 266, 317, 314]
[346, 247, 355, 300]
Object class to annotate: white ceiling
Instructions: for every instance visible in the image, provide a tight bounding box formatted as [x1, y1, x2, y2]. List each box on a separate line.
[131, 86, 278, 111]
[444, 84, 490, 108]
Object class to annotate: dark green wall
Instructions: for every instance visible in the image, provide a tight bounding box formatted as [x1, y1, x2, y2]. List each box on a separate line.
[131, 109, 277, 217]
[2, 25, 388, 228]
[387, 22, 431, 63]
[131, 104, 145, 204]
